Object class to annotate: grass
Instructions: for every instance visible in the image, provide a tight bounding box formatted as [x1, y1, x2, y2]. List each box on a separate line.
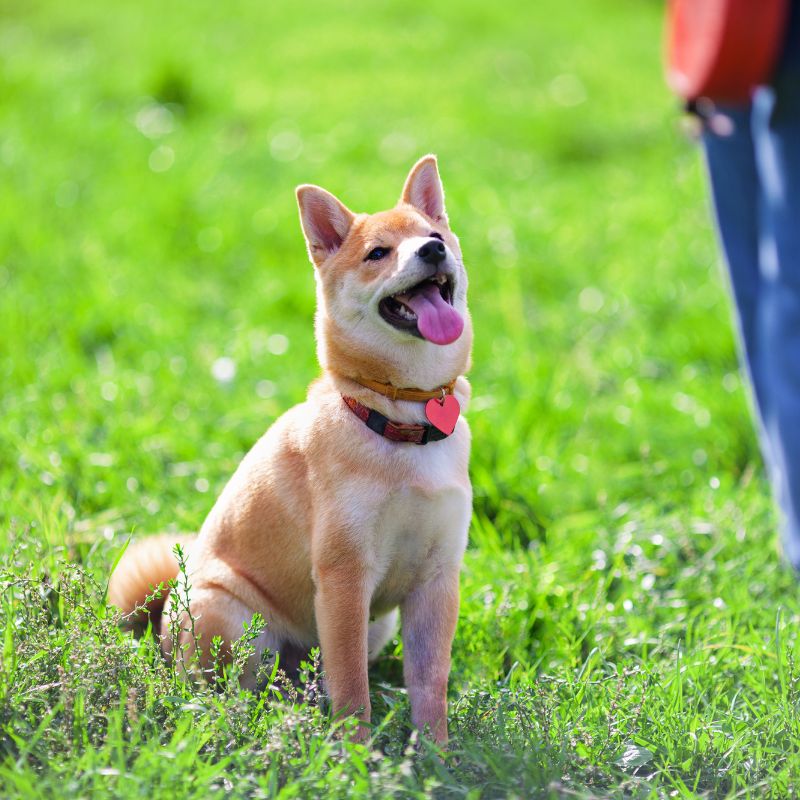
[1, 0, 799, 796]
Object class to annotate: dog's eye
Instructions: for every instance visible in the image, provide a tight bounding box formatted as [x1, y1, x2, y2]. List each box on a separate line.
[365, 247, 391, 261]
[429, 232, 444, 241]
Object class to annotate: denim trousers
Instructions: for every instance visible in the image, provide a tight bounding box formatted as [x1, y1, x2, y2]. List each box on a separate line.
[702, 7, 800, 567]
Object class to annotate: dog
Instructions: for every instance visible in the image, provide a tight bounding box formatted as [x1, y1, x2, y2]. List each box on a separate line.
[108, 155, 473, 744]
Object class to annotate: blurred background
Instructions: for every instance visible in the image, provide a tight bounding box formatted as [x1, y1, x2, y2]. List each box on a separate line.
[7, 3, 798, 792]
[0, 0, 761, 551]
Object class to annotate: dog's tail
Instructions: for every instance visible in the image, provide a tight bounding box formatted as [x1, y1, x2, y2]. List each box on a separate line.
[107, 533, 196, 629]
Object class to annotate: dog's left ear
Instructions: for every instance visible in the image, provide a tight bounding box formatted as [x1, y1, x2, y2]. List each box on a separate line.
[296, 185, 356, 268]
[400, 155, 448, 226]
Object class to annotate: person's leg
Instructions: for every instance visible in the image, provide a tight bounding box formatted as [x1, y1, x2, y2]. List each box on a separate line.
[702, 108, 768, 411]
[751, 6, 800, 567]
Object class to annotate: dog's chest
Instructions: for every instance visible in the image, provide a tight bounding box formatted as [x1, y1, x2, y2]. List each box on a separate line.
[366, 482, 469, 614]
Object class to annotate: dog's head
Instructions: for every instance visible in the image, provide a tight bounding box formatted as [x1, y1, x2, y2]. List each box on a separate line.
[296, 156, 472, 388]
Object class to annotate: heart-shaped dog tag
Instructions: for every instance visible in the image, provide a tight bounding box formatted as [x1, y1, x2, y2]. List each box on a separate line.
[425, 395, 461, 435]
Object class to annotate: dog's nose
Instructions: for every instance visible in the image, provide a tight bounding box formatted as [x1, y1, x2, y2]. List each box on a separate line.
[417, 239, 446, 265]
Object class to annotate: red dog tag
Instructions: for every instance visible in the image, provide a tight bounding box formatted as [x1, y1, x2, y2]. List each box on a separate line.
[425, 395, 460, 435]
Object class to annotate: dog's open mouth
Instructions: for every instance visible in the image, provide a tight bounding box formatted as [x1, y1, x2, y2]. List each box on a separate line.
[379, 273, 464, 345]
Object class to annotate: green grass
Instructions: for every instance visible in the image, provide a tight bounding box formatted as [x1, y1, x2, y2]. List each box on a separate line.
[1, 0, 799, 796]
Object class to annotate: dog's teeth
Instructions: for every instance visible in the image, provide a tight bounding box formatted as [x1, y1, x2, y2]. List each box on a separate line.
[398, 307, 416, 320]
[392, 302, 416, 321]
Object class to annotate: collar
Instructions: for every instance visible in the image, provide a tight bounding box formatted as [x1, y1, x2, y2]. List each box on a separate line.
[351, 376, 456, 402]
[342, 396, 450, 445]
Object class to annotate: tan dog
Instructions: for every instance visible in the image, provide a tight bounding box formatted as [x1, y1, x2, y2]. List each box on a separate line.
[108, 155, 472, 743]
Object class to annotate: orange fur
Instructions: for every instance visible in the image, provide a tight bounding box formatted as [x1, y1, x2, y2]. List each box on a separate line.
[107, 533, 195, 628]
[108, 155, 472, 744]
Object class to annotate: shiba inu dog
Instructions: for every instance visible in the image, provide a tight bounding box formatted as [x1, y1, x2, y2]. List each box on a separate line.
[108, 155, 472, 743]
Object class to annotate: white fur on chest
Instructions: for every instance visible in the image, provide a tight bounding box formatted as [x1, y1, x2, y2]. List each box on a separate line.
[366, 482, 470, 614]
[340, 424, 472, 608]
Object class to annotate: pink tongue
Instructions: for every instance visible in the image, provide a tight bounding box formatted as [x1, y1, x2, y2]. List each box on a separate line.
[400, 283, 464, 345]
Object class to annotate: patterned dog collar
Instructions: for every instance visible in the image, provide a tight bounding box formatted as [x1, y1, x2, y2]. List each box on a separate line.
[342, 396, 450, 445]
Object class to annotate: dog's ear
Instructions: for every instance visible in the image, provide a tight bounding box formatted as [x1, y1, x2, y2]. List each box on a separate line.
[400, 155, 448, 226]
[296, 185, 355, 267]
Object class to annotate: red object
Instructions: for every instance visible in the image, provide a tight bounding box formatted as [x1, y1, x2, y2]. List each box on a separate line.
[666, 0, 789, 103]
[425, 395, 461, 436]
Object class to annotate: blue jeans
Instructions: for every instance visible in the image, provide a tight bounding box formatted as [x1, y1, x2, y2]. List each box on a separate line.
[703, 7, 800, 567]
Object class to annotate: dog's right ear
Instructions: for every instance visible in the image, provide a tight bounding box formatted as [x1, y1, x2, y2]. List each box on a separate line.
[296, 185, 355, 267]
[400, 155, 448, 226]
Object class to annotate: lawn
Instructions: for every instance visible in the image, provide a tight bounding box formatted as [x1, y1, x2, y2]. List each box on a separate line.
[1, 0, 799, 796]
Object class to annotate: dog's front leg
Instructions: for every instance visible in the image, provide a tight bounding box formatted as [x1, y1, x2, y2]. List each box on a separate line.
[402, 568, 460, 745]
[314, 565, 371, 738]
